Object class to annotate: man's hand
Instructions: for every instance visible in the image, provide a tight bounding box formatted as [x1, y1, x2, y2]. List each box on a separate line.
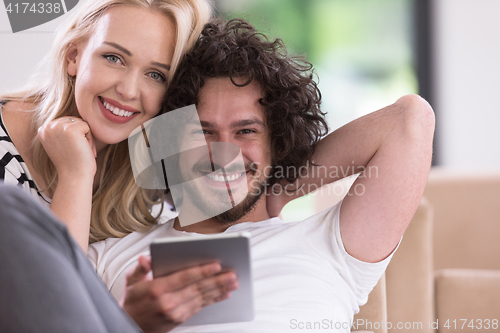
[122, 256, 238, 333]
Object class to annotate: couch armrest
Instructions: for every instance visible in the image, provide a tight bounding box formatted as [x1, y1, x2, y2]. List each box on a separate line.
[435, 268, 500, 332]
[352, 274, 387, 333]
[385, 198, 434, 332]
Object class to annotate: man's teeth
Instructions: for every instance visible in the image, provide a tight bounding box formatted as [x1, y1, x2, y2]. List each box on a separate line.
[101, 98, 134, 117]
[205, 172, 244, 182]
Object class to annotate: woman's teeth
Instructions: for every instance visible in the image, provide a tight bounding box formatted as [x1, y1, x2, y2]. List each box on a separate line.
[101, 98, 134, 117]
[206, 172, 244, 182]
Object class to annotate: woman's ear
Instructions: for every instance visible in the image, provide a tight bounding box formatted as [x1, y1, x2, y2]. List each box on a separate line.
[66, 43, 79, 76]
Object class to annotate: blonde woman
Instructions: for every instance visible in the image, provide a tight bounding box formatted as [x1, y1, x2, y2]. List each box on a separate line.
[1, 0, 210, 251]
[0, 0, 237, 331]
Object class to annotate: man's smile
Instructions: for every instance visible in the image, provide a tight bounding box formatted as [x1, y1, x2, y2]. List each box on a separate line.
[203, 170, 246, 183]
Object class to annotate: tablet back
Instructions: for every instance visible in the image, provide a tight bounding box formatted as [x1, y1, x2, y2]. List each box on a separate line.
[150, 232, 254, 326]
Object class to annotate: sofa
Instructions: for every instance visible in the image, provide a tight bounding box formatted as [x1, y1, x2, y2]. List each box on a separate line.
[312, 169, 500, 333]
[424, 168, 500, 332]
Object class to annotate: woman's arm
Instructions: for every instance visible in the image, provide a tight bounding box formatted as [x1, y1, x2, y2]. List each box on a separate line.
[2, 102, 96, 252]
[37, 117, 97, 253]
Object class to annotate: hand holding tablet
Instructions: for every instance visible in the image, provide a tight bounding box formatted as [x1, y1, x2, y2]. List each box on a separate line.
[121, 256, 237, 331]
[150, 232, 255, 326]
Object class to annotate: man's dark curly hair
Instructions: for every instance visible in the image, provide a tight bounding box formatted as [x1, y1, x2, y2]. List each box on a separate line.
[163, 18, 329, 187]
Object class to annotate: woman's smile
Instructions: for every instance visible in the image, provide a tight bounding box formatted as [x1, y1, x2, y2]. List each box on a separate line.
[98, 96, 139, 124]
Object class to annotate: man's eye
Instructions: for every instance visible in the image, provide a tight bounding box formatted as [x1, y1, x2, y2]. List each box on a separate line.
[191, 129, 209, 135]
[239, 129, 255, 134]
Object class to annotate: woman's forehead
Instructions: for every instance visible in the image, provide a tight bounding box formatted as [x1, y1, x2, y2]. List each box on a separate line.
[90, 5, 176, 57]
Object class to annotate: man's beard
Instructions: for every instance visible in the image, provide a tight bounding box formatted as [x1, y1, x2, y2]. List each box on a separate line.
[183, 172, 267, 225]
[212, 180, 266, 225]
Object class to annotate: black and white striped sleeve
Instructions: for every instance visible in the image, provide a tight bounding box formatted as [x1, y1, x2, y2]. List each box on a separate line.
[0, 114, 41, 200]
[0, 136, 35, 190]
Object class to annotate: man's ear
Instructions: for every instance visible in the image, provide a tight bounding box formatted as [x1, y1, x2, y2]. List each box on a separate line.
[66, 43, 79, 76]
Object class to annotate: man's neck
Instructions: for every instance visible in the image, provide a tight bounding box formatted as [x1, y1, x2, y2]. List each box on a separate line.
[173, 195, 270, 234]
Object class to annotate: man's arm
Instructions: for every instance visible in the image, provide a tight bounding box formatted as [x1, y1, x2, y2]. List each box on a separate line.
[274, 94, 435, 263]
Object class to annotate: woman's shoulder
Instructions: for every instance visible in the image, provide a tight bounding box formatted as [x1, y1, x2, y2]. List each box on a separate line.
[1, 100, 36, 121]
[1, 101, 36, 151]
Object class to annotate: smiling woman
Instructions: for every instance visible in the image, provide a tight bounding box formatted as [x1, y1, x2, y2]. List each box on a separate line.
[0, 0, 245, 331]
[0, 0, 212, 249]
[66, 5, 175, 148]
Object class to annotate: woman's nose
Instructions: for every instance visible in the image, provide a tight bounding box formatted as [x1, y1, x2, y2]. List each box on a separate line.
[116, 73, 140, 101]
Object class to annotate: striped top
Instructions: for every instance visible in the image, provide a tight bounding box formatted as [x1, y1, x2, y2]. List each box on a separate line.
[0, 101, 50, 206]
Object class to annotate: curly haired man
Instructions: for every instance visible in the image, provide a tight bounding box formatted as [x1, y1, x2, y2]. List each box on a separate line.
[88, 19, 435, 332]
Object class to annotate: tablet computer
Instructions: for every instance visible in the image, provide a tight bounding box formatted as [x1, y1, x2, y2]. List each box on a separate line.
[150, 232, 254, 326]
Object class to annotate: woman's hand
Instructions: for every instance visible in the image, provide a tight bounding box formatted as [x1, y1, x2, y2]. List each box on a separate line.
[122, 256, 238, 333]
[37, 117, 97, 179]
[37, 117, 98, 252]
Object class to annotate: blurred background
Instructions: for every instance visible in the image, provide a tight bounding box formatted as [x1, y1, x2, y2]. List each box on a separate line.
[1, 0, 499, 220]
[215, 0, 418, 137]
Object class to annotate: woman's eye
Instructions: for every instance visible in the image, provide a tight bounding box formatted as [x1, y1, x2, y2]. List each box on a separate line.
[148, 72, 166, 83]
[103, 55, 122, 64]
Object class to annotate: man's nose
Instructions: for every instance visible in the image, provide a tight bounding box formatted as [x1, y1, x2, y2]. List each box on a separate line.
[211, 132, 233, 143]
[208, 142, 242, 171]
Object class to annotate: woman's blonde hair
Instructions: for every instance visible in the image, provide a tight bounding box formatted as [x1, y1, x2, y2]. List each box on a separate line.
[1, 0, 212, 243]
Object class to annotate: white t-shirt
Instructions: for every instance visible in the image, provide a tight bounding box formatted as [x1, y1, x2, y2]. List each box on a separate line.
[88, 201, 395, 332]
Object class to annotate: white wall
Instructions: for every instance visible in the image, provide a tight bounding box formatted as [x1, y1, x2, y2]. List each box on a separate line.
[432, 0, 500, 169]
[0, 5, 71, 93]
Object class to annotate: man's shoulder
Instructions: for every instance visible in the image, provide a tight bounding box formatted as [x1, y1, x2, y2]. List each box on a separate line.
[296, 199, 343, 226]
[87, 218, 176, 263]
[236, 200, 343, 239]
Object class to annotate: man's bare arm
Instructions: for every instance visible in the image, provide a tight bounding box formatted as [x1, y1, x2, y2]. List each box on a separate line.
[272, 94, 435, 262]
[337, 95, 434, 262]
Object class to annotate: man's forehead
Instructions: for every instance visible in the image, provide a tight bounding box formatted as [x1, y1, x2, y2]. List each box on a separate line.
[197, 77, 265, 121]
[198, 77, 263, 103]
